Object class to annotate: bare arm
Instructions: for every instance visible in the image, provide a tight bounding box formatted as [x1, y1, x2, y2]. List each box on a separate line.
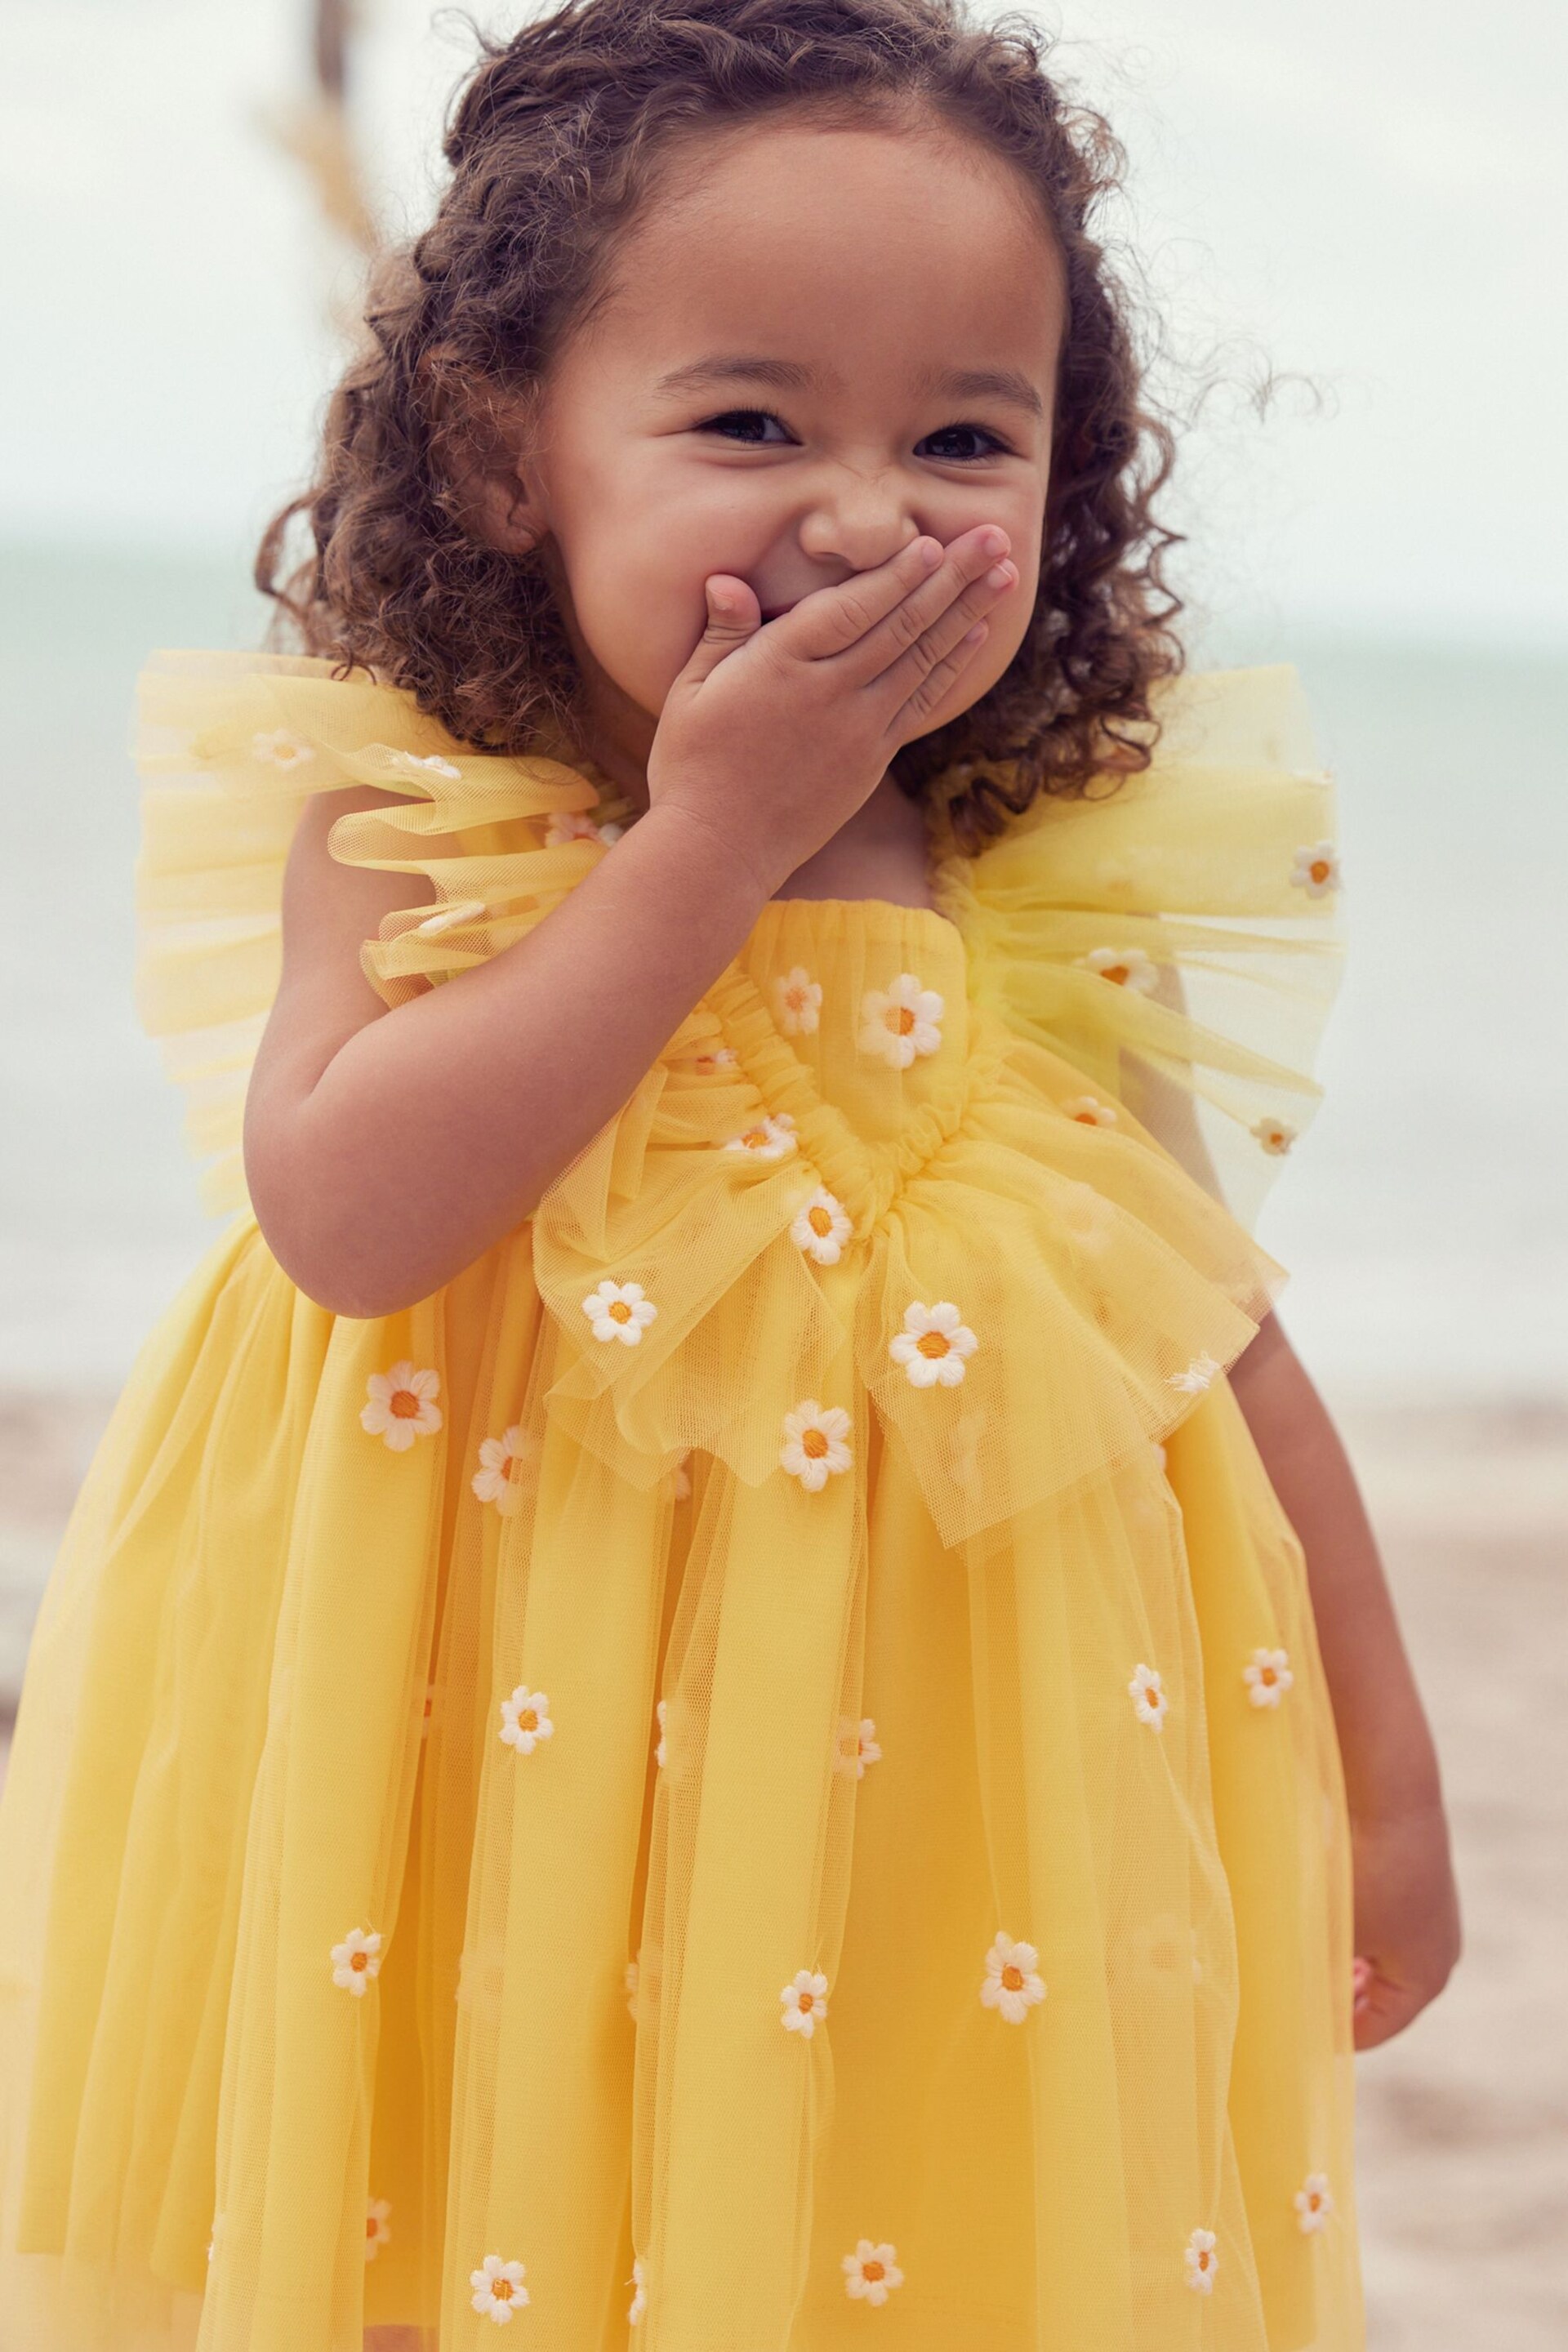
[243, 794, 771, 1316]
[243, 524, 1019, 1316]
[1228, 1311, 1462, 2047]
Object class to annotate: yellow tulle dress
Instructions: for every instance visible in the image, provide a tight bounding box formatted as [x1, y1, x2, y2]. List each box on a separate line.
[0, 653, 1364, 2351]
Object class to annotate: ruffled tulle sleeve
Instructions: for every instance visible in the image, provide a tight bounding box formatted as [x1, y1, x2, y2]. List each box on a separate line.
[929, 662, 1344, 1233]
[134, 649, 644, 1211]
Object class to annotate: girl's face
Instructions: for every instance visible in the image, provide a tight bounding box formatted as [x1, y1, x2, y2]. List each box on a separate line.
[512, 115, 1067, 770]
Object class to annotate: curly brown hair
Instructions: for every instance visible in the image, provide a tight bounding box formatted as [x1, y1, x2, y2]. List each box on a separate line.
[257, 0, 1185, 853]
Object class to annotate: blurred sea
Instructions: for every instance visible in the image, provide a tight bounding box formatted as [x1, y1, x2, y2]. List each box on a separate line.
[2, 539, 1565, 1408]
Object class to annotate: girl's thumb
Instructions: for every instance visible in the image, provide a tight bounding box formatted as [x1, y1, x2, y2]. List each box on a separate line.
[682, 575, 762, 684]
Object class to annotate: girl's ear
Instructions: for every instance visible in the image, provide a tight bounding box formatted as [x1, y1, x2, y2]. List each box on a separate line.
[428, 364, 550, 555]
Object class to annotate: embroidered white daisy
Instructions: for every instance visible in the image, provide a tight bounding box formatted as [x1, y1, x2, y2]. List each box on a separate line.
[653, 1698, 667, 1769]
[791, 1186, 853, 1265]
[628, 2256, 648, 2323]
[499, 1686, 553, 1755]
[251, 726, 314, 771]
[1294, 2173, 1334, 2234]
[394, 749, 461, 781]
[625, 1956, 640, 2018]
[1129, 1663, 1169, 1731]
[693, 1046, 739, 1071]
[360, 1362, 443, 1450]
[331, 1927, 383, 1996]
[1077, 944, 1158, 994]
[416, 898, 488, 936]
[773, 964, 823, 1036]
[780, 1401, 853, 1490]
[1169, 1352, 1222, 1397]
[722, 1111, 798, 1160]
[889, 1300, 978, 1389]
[546, 808, 621, 848]
[207, 2213, 223, 2265]
[1290, 841, 1341, 898]
[835, 1717, 882, 1777]
[1184, 2229, 1218, 2292]
[1062, 1094, 1118, 1126]
[980, 1931, 1047, 2024]
[470, 2253, 529, 2323]
[472, 1424, 537, 1515]
[1244, 1647, 1294, 1708]
[1252, 1115, 1297, 1156]
[780, 1969, 829, 2038]
[364, 2197, 392, 2261]
[842, 2241, 904, 2305]
[858, 973, 944, 1068]
[582, 1279, 657, 1345]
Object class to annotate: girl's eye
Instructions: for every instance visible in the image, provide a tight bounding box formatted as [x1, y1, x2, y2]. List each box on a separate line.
[917, 424, 1010, 463]
[700, 409, 795, 446]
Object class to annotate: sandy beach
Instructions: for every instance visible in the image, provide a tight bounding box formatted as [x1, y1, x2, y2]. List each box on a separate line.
[2, 1382, 1562, 2347]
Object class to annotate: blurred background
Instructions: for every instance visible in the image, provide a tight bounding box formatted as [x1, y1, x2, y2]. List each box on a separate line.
[1, 2, 1564, 2341]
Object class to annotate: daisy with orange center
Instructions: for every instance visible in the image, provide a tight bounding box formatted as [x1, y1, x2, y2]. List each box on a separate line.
[780, 1401, 853, 1490]
[980, 1931, 1046, 2023]
[1128, 1662, 1169, 1731]
[472, 1424, 537, 1515]
[791, 1185, 853, 1265]
[1290, 840, 1341, 897]
[330, 1927, 382, 1997]
[835, 1716, 882, 1777]
[360, 1362, 443, 1450]
[858, 973, 944, 1068]
[1184, 2229, 1218, 2292]
[364, 2198, 392, 2261]
[889, 1301, 978, 1388]
[1244, 1647, 1294, 1708]
[581, 1279, 657, 1345]
[843, 2241, 904, 2305]
[499, 1686, 554, 1755]
[723, 1111, 798, 1160]
[251, 727, 314, 771]
[1294, 2173, 1334, 2233]
[1077, 943, 1158, 995]
[773, 964, 823, 1036]
[1062, 1094, 1118, 1126]
[470, 2254, 529, 2323]
[780, 1969, 829, 2038]
[1252, 1115, 1297, 1155]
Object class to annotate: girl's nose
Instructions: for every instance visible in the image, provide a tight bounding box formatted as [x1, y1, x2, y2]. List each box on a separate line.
[797, 470, 922, 576]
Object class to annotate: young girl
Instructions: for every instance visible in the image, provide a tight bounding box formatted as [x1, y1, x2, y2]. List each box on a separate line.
[0, 0, 1460, 2345]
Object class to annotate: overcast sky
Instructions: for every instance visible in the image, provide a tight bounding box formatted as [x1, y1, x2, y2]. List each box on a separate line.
[3, 0, 1563, 645]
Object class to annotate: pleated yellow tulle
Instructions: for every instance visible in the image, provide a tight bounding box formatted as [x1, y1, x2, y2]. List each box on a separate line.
[0, 654, 1363, 2350]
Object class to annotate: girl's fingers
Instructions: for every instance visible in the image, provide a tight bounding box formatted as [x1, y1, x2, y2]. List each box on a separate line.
[832, 525, 1014, 685]
[874, 554, 1017, 711]
[781, 534, 946, 659]
[889, 619, 991, 742]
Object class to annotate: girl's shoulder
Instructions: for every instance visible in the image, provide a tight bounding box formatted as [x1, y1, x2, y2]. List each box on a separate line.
[933, 663, 1345, 1232]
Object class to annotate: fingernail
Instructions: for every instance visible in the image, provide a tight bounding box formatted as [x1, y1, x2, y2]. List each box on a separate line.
[979, 528, 1009, 559]
[918, 538, 942, 571]
[985, 562, 1015, 590]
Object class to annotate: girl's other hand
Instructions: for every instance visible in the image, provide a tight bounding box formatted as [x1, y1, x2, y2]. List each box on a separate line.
[1348, 1797, 1462, 2050]
[645, 524, 1018, 900]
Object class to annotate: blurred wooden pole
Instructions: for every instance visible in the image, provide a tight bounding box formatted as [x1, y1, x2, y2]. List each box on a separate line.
[259, 0, 381, 270]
